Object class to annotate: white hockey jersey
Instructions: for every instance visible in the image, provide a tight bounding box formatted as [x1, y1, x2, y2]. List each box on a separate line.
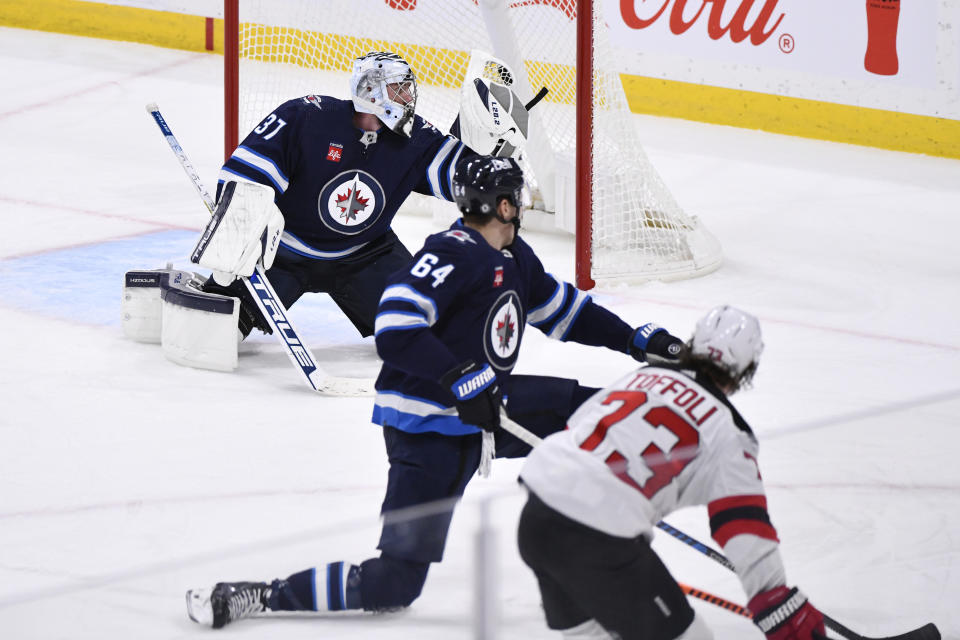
[520, 365, 787, 599]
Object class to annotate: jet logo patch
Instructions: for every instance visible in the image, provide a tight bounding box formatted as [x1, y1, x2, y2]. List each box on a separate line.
[483, 290, 523, 371]
[317, 170, 386, 235]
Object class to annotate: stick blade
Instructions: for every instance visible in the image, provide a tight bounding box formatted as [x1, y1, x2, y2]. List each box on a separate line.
[908, 623, 941, 640]
[313, 374, 376, 397]
[826, 616, 941, 640]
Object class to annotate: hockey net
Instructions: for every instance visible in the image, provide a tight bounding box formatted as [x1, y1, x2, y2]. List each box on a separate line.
[224, 0, 722, 287]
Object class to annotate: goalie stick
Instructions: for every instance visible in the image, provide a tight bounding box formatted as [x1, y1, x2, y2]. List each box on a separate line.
[145, 103, 375, 397]
[499, 412, 942, 640]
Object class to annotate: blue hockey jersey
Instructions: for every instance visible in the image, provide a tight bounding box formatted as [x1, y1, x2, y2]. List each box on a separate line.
[218, 95, 469, 260]
[372, 221, 640, 436]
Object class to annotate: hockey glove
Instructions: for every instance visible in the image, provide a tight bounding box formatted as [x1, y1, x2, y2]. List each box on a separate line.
[191, 181, 284, 287]
[440, 361, 502, 432]
[629, 323, 686, 362]
[748, 586, 826, 640]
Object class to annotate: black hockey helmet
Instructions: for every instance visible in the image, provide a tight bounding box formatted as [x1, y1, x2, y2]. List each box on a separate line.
[452, 156, 527, 227]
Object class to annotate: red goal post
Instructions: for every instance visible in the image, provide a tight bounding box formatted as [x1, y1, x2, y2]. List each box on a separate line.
[222, 0, 721, 289]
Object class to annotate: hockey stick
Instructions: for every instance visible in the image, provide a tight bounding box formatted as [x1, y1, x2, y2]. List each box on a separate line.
[500, 412, 941, 640]
[678, 582, 751, 619]
[655, 520, 736, 572]
[145, 103, 374, 397]
[498, 410, 543, 448]
[678, 583, 941, 640]
[657, 525, 941, 640]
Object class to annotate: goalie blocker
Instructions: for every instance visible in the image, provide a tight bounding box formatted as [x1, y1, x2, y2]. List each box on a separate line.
[191, 180, 284, 287]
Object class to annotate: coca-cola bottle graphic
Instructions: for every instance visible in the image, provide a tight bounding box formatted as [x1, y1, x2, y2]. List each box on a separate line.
[865, 0, 900, 75]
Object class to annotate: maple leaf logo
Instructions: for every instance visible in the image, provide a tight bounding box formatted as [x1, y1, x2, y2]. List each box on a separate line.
[335, 188, 369, 222]
[496, 309, 515, 353]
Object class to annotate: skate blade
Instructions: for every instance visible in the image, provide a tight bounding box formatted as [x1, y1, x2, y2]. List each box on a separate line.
[186, 587, 214, 626]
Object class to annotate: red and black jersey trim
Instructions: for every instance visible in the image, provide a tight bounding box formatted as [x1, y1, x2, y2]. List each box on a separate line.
[708, 495, 779, 546]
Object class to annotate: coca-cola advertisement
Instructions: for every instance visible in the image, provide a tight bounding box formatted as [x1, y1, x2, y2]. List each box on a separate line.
[606, 0, 939, 86]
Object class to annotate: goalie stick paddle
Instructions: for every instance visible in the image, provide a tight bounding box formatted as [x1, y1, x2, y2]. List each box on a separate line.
[145, 103, 375, 397]
[500, 412, 941, 640]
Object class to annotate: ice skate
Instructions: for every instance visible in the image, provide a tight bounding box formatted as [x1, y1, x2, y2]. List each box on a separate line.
[186, 581, 271, 628]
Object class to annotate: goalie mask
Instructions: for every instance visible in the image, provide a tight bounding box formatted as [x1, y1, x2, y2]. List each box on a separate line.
[690, 305, 764, 390]
[453, 156, 529, 230]
[351, 51, 418, 137]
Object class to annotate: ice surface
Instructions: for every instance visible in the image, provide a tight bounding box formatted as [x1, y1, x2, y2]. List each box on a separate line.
[1, 26, 958, 639]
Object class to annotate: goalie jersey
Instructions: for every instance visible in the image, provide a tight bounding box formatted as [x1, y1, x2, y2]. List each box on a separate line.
[372, 221, 640, 436]
[519, 365, 787, 599]
[218, 95, 471, 260]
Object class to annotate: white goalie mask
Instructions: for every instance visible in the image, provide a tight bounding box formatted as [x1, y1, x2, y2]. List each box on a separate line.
[691, 305, 764, 383]
[351, 51, 418, 137]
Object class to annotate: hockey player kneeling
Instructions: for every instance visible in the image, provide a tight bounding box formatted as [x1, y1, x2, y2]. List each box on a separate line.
[184, 155, 690, 629]
[518, 306, 827, 640]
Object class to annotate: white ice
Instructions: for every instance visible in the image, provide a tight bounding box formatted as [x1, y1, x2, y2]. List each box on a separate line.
[1, 27, 958, 640]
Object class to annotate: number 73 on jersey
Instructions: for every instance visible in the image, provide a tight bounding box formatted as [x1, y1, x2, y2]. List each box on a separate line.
[577, 390, 704, 500]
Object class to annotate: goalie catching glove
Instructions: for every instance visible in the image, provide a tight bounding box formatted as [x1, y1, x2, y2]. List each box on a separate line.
[190, 181, 284, 286]
[453, 51, 530, 158]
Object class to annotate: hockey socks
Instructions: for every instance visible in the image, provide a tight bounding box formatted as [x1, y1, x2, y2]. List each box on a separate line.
[272, 557, 431, 613]
[270, 563, 363, 612]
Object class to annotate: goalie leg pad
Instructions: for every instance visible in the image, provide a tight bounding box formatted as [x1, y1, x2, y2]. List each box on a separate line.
[200, 275, 273, 338]
[160, 272, 240, 372]
[122, 269, 166, 343]
[122, 268, 206, 343]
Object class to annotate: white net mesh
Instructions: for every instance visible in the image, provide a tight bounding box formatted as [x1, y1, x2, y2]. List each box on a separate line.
[233, 0, 721, 282]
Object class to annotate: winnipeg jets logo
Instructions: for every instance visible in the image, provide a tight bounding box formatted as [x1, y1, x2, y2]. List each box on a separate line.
[302, 95, 323, 110]
[484, 290, 523, 371]
[336, 186, 369, 222]
[495, 307, 515, 352]
[318, 170, 385, 235]
[443, 229, 476, 245]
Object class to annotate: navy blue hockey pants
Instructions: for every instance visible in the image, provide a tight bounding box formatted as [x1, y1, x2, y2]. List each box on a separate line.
[358, 374, 600, 610]
[206, 229, 412, 338]
[269, 378, 602, 612]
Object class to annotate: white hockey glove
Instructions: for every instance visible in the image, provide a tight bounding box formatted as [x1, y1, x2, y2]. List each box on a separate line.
[190, 181, 284, 286]
[455, 50, 529, 158]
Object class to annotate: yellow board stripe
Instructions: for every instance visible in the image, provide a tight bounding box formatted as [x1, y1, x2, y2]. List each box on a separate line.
[622, 75, 960, 160]
[0, 0, 223, 53]
[3, 0, 957, 159]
